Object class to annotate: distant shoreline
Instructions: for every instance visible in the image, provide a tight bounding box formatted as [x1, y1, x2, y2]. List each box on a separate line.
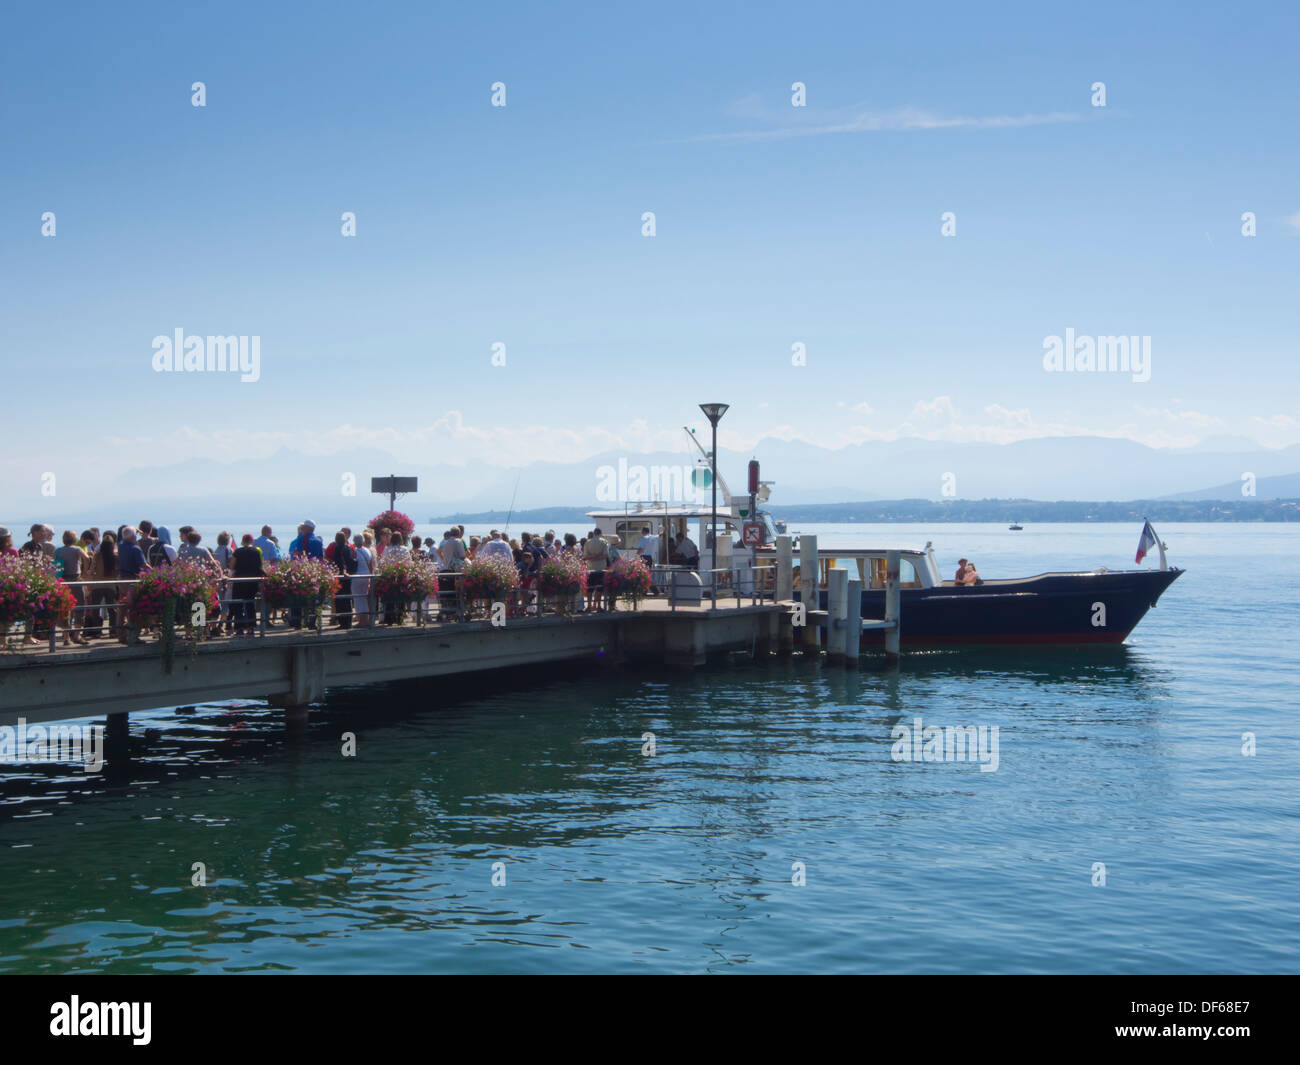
[429, 499, 1300, 525]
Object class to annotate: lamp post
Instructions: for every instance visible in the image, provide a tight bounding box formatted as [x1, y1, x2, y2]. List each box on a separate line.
[699, 403, 729, 578]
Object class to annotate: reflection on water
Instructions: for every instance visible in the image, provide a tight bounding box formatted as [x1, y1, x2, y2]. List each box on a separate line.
[0, 645, 1236, 974]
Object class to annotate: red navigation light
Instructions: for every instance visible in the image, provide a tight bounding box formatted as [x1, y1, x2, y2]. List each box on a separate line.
[748, 459, 760, 494]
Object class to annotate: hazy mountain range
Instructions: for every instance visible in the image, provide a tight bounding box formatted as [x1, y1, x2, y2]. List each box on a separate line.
[20, 436, 1300, 523]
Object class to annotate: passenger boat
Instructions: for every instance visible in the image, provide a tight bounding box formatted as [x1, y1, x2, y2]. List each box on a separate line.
[587, 439, 1182, 649]
[768, 544, 1182, 648]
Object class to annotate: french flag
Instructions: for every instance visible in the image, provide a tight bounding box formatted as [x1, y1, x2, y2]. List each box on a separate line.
[1135, 520, 1158, 565]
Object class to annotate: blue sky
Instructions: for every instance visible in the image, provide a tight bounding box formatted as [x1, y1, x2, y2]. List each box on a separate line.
[2, 0, 1298, 502]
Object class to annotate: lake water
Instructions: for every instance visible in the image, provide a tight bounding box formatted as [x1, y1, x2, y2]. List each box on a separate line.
[1, 523, 1297, 973]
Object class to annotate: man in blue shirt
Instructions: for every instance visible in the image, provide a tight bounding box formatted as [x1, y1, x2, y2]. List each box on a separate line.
[117, 526, 148, 578]
[254, 525, 281, 563]
[287, 520, 325, 628]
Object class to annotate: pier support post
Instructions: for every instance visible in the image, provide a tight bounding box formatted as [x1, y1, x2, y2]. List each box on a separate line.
[844, 577, 862, 665]
[105, 711, 129, 761]
[664, 618, 708, 669]
[271, 644, 326, 725]
[754, 609, 778, 657]
[827, 568, 847, 666]
[884, 550, 901, 665]
[102, 711, 131, 780]
[799, 535, 820, 657]
[775, 535, 793, 602]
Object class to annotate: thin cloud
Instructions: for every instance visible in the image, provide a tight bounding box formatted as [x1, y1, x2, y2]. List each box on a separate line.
[686, 101, 1089, 144]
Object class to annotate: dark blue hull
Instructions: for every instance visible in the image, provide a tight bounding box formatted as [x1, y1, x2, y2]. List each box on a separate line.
[809, 568, 1183, 648]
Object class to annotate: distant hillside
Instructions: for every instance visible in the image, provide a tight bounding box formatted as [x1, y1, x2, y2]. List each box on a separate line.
[773, 499, 1300, 522]
[19, 435, 1300, 518]
[1162, 472, 1300, 501]
[428, 506, 590, 526]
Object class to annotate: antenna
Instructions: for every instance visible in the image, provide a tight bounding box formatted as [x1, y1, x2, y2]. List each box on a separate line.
[503, 469, 522, 534]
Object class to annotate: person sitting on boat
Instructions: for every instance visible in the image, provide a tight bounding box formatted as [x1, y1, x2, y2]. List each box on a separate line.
[954, 559, 981, 585]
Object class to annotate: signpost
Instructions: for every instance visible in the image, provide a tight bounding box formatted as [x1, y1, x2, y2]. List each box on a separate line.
[742, 523, 762, 547]
[371, 475, 418, 512]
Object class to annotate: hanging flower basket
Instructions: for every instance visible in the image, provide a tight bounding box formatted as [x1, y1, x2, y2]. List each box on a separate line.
[368, 509, 415, 538]
[605, 557, 652, 607]
[536, 553, 587, 615]
[373, 556, 440, 622]
[261, 558, 339, 610]
[121, 559, 223, 667]
[0, 553, 77, 632]
[461, 555, 520, 615]
[123, 559, 221, 629]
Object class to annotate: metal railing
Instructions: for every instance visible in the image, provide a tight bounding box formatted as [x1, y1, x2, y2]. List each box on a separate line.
[3, 561, 780, 653]
[662, 565, 777, 610]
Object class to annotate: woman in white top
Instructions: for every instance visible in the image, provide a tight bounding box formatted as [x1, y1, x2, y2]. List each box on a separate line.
[381, 532, 411, 565]
[351, 534, 373, 627]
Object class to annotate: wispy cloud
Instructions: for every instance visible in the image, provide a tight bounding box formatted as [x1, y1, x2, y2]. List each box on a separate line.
[99, 413, 698, 470]
[1284, 211, 1300, 233]
[686, 96, 1090, 144]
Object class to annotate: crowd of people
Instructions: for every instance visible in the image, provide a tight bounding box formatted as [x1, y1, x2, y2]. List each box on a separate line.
[0, 517, 699, 645]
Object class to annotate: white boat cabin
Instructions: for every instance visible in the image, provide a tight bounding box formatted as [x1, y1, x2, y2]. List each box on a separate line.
[586, 502, 781, 569]
[753, 545, 942, 590]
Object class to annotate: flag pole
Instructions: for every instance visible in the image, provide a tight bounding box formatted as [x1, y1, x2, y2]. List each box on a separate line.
[1143, 516, 1168, 571]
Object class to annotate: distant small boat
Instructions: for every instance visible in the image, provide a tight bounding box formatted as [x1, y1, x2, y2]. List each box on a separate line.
[1009, 522, 1023, 530]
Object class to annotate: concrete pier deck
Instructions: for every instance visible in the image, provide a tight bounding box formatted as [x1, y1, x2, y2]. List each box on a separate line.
[0, 598, 785, 727]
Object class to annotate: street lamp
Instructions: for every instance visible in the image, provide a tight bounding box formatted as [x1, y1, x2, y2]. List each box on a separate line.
[699, 403, 729, 577]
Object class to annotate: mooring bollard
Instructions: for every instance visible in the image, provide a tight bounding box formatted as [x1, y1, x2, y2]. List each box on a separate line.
[799, 534, 819, 656]
[775, 535, 793, 602]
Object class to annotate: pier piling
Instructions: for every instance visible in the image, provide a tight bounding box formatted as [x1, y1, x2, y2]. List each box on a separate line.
[844, 577, 862, 665]
[884, 550, 901, 665]
[827, 568, 848, 666]
[775, 535, 793, 602]
[799, 535, 820, 657]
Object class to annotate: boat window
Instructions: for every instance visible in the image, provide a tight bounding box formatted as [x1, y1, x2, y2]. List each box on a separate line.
[616, 521, 663, 559]
[864, 556, 919, 589]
